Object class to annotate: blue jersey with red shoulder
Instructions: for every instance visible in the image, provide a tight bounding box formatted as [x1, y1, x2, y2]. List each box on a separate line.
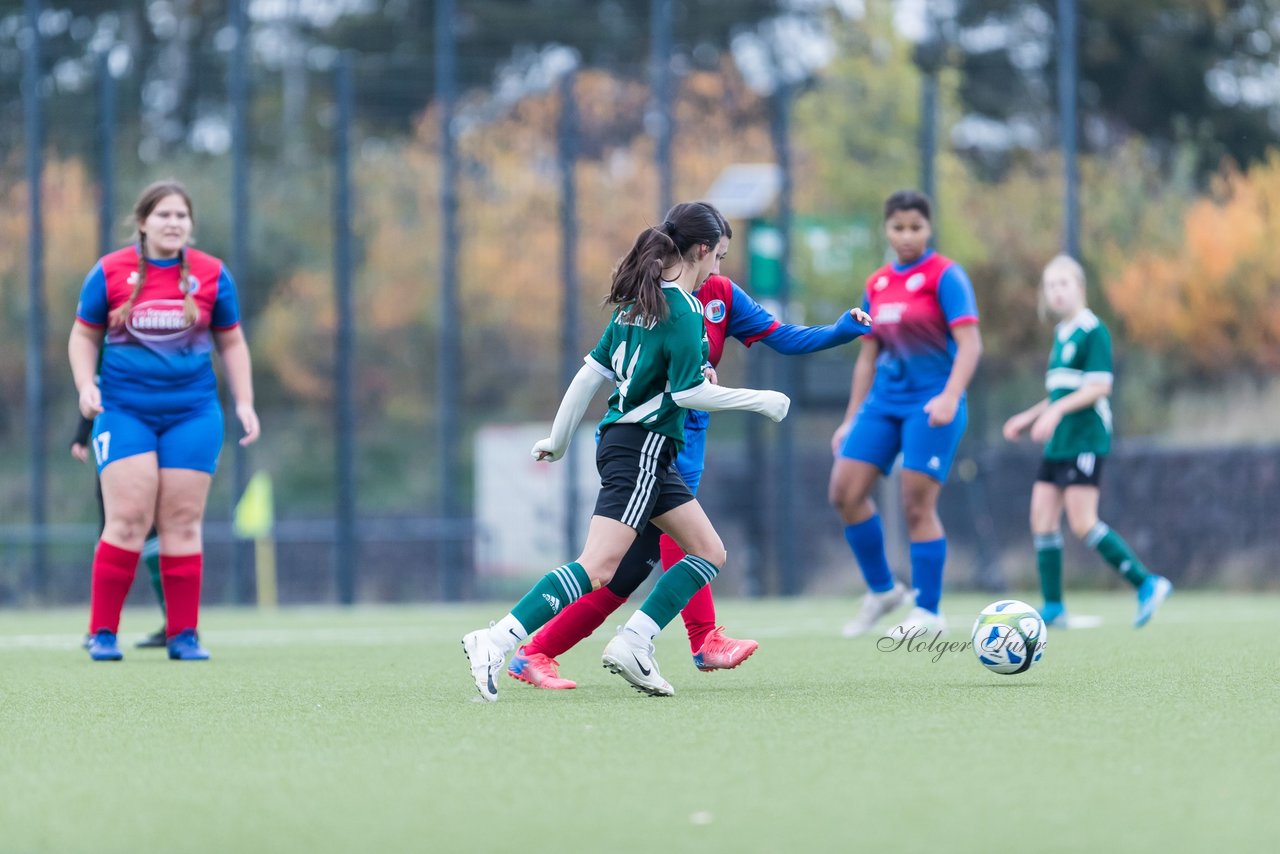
[76, 245, 241, 411]
[860, 251, 978, 407]
[687, 275, 869, 434]
[697, 275, 778, 367]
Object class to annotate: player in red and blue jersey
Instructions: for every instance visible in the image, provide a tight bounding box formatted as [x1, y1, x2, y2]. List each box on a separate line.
[829, 190, 982, 639]
[68, 181, 260, 662]
[509, 215, 872, 689]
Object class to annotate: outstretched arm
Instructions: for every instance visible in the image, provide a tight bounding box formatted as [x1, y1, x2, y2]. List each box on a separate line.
[759, 308, 872, 355]
[672, 381, 789, 422]
[532, 363, 609, 461]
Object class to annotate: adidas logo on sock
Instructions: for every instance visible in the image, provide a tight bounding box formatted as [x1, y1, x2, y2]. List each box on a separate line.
[543, 593, 562, 613]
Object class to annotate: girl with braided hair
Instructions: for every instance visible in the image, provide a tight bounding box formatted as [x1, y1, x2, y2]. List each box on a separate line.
[68, 180, 260, 662]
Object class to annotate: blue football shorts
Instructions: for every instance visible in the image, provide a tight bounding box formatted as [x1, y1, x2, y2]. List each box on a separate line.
[674, 422, 707, 495]
[839, 395, 968, 482]
[92, 399, 224, 474]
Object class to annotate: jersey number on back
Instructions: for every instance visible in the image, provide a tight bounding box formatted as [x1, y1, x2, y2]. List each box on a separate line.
[610, 341, 643, 401]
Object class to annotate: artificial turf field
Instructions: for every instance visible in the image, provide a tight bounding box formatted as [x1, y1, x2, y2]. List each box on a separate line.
[2, 592, 1277, 853]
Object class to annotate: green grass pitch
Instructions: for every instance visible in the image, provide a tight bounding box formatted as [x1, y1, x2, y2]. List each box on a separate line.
[2, 592, 1277, 853]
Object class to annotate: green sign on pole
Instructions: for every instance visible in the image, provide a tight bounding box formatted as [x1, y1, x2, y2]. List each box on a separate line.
[748, 222, 784, 298]
[748, 216, 875, 304]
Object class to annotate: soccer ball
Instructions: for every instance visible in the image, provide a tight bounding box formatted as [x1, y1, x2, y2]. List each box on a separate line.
[970, 599, 1047, 675]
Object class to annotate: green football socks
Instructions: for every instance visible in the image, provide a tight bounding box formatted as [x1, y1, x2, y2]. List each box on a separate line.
[637, 554, 720, 633]
[1035, 531, 1064, 604]
[1085, 522, 1152, 587]
[507, 562, 593, 641]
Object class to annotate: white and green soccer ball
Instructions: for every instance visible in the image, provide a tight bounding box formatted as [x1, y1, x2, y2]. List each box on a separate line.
[971, 600, 1047, 675]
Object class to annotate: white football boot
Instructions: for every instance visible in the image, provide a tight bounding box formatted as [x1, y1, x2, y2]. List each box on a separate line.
[462, 626, 505, 702]
[602, 629, 674, 697]
[842, 581, 911, 638]
[883, 606, 948, 641]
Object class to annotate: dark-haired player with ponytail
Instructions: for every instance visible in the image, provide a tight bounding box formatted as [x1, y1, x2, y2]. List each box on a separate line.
[463, 201, 790, 701]
[68, 181, 260, 662]
[829, 190, 982, 639]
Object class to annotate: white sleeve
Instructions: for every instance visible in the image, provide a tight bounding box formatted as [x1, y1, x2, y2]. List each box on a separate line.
[672, 380, 790, 423]
[531, 364, 608, 462]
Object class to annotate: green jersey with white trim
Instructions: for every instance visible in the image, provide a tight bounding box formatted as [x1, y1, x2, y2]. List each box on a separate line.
[1044, 309, 1113, 459]
[585, 283, 709, 449]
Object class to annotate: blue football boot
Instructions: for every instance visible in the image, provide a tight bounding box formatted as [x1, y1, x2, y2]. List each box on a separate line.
[167, 629, 210, 661]
[87, 629, 123, 661]
[1039, 601, 1068, 629]
[1134, 576, 1173, 628]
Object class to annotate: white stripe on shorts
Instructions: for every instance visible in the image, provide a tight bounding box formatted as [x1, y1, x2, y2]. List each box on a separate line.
[621, 432, 665, 528]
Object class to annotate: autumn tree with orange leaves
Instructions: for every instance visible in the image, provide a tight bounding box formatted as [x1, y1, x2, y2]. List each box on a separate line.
[1107, 152, 1280, 375]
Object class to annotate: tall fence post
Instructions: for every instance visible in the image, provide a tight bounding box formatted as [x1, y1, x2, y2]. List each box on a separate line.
[913, 8, 945, 243]
[228, 0, 254, 603]
[919, 68, 937, 206]
[650, 0, 673, 218]
[769, 80, 799, 594]
[558, 69, 580, 557]
[435, 0, 465, 600]
[333, 52, 358, 605]
[1057, 0, 1080, 258]
[23, 0, 47, 599]
[96, 50, 116, 257]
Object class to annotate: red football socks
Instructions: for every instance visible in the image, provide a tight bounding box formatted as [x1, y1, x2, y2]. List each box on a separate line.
[160, 553, 203, 637]
[663, 534, 717, 653]
[88, 540, 141, 634]
[524, 585, 627, 659]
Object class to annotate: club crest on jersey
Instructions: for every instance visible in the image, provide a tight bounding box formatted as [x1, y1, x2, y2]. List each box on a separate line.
[874, 276, 889, 291]
[1061, 342, 1077, 362]
[704, 299, 726, 324]
[906, 273, 927, 292]
[127, 299, 194, 341]
[185, 274, 201, 295]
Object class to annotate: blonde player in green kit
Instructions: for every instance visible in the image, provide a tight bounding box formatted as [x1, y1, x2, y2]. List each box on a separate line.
[1002, 255, 1172, 628]
[462, 202, 790, 701]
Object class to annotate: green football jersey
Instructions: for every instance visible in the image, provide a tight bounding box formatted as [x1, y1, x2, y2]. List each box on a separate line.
[1044, 309, 1114, 459]
[585, 283, 709, 449]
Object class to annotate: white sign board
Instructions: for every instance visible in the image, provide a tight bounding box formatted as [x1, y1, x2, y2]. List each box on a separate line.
[474, 423, 599, 579]
[703, 163, 782, 220]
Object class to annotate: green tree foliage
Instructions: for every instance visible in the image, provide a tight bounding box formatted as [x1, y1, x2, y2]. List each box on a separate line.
[952, 0, 1280, 177]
